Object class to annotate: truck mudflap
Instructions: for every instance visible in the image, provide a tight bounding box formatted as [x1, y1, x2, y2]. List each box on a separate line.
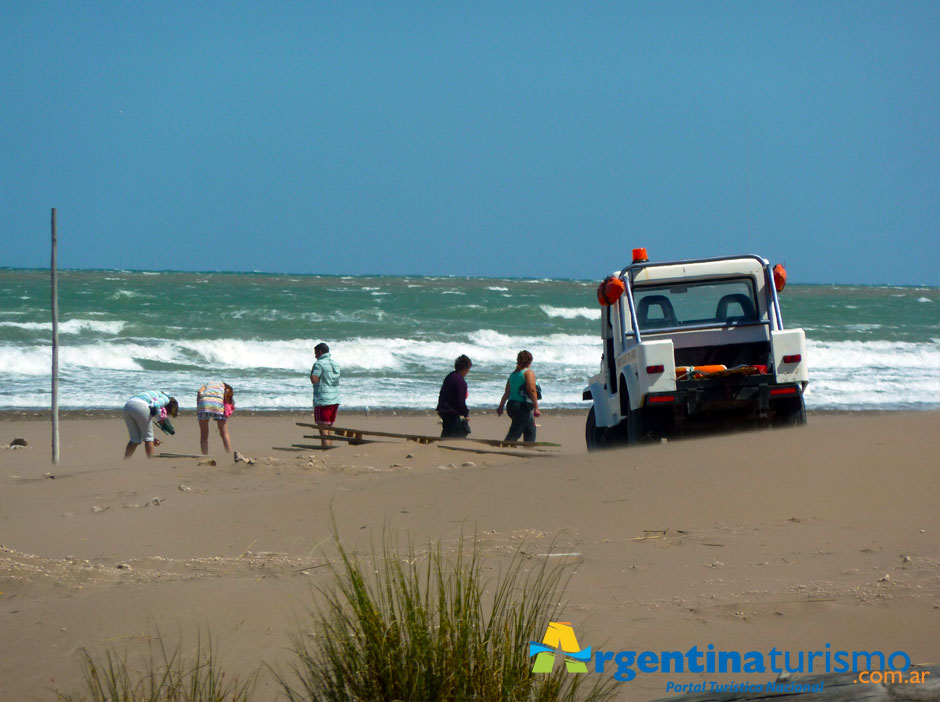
[644, 377, 803, 416]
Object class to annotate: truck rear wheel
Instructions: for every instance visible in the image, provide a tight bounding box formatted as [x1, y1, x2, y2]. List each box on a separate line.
[588, 407, 643, 448]
[586, 407, 607, 451]
[772, 394, 807, 427]
[616, 380, 642, 446]
[616, 406, 642, 446]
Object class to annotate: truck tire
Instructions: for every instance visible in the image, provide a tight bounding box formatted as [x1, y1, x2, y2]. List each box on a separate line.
[585, 407, 607, 451]
[618, 405, 642, 445]
[772, 394, 807, 427]
[616, 378, 642, 446]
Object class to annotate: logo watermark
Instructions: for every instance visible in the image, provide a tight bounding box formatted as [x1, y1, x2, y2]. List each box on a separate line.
[529, 622, 591, 674]
[528, 622, 923, 692]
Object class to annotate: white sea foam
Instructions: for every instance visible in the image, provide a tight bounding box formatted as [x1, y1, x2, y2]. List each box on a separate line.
[808, 339, 938, 371]
[109, 289, 140, 299]
[0, 319, 127, 334]
[0, 347, 50, 375]
[917, 297, 932, 303]
[0, 343, 145, 375]
[805, 339, 940, 409]
[540, 305, 599, 320]
[1, 336, 937, 411]
[0, 321, 52, 332]
[62, 345, 145, 370]
[113, 331, 601, 374]
[487, 286, 509, 291]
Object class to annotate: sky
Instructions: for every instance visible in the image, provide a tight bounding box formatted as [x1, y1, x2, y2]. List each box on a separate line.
[1, 2, 937, 285]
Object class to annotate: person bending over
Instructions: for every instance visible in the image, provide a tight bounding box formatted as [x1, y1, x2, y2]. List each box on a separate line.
[123, 390, 179, 459]
[196, 381, 235, 454]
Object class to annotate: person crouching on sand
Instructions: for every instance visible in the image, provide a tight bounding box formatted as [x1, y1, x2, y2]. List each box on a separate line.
[123, 390, 179, 459]
[310, 342, 341, 447]
[496, 350, 541, 442]
[196, 381, 234, 454]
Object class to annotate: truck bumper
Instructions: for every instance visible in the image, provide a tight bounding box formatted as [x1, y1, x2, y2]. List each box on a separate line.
[645, 377, 803, 416]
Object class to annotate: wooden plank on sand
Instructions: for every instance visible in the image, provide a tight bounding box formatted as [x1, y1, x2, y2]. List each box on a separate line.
[290, 444, 337, 451]
[156, 452, 205, 459]
[296, 422, 442, 444]
[438, 444, 551, 459]
[301, 434, 392, 445]
[296, 423, 560, 449]
[469, 437, 561, 449]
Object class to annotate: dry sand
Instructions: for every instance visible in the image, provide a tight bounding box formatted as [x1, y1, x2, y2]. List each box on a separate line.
[1, 410, 938, 700]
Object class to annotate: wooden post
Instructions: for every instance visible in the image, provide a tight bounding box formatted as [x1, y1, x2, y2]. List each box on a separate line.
[51, 208, 59, 465]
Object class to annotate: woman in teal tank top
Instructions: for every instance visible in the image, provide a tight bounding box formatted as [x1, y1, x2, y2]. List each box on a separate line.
[496, 350, 541, 442]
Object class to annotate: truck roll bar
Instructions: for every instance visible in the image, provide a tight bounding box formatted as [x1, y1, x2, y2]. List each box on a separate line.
[615, 254, 785, 350]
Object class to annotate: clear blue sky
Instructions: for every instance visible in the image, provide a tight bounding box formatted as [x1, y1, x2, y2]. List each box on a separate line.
[1, 2, 937, 285]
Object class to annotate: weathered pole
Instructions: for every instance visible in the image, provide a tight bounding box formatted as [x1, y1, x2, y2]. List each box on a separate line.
[51, 208, 59, 464]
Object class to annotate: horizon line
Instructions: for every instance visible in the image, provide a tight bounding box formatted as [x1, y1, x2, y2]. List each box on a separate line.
[0, 266, 936, 289]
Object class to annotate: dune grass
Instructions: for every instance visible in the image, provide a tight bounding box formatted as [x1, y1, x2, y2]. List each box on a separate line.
[276, 533, 616, 702]
[59, 533, 613, 701]
[56, 629, 258, 702]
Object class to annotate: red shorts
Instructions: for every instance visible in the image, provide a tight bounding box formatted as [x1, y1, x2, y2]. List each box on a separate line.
[314, 404, 339, 425]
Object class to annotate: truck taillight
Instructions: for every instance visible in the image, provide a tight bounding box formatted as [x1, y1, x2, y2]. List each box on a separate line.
[770, 387, 798, 396]
[646, 364, 664, 374]
[648, 395, 676, 403]
[782, 354, 801, 364]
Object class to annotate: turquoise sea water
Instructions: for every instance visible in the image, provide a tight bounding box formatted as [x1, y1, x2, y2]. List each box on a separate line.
[1, 269, 937, 411]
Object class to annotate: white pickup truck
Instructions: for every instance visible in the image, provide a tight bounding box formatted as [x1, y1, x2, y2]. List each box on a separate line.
[584, 250, 808, 449]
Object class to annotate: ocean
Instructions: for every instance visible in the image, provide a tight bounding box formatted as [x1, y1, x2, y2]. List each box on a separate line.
[1, 269, 937, 413]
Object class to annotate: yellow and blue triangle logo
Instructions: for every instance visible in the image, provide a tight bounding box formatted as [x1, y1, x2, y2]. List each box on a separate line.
[529, 622, 591, 673]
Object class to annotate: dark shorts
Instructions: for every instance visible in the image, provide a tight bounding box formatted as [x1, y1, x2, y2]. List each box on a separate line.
[315, 404, 339, 425]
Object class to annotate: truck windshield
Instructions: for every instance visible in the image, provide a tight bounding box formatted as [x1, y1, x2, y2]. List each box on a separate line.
[633, 278, 759, 331]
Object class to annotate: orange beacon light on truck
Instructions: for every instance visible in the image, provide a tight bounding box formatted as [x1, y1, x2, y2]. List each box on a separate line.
[597, 276, 625, 306]
[773, 263, 787, 292]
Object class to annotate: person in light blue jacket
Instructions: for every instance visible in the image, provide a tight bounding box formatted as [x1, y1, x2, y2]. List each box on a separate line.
[310, 342, 341, 446]
[123, 390, 178, 459]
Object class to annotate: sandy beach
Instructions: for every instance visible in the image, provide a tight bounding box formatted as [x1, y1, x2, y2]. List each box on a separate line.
[1, 410, 938, 700]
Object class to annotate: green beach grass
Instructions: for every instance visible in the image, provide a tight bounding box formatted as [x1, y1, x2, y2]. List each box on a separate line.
[58, 533, 615, 702]
[57, 629, 259, 702]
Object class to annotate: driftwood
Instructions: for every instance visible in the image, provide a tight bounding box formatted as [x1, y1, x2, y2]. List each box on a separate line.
[650, 665, 939, 702]
[156, 452, 205, 459]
